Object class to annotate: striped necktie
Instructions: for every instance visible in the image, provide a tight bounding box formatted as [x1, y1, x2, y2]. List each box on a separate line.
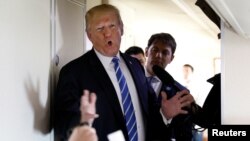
[112, 57, 138, 141]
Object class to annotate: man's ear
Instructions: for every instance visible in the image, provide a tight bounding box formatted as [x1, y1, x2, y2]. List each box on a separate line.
[121, 28, 124, 35]
[120, 21, 124, 35]
[87, 32, 92, 41]
[170, 55, 175, 62]
[120, 27, 124, 36]
[145, 48, 149, 57]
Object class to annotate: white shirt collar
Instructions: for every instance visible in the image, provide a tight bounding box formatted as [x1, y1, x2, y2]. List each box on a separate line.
[145, 68, 160, 82]
[94, 49, 120, 68]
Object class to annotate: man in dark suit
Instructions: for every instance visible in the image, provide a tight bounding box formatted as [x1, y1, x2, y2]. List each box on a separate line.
[145, 33, 196, 141]
[54, 4, 151, 141]
[125, 46, 146, 66]
[54, 4, 195, 141]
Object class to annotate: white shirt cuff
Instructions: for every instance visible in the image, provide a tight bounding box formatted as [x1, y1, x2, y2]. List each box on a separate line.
[160, 108, 172, 125]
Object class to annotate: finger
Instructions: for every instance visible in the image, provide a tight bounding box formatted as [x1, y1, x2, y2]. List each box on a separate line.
[180, 89, 190, 94]
[161, 91, 167, 100]
[89, 92, 97, 105]
[179, 94, 194, 104]
[83, 113, 99, 121]
[175, 89, 191, 100]
[179, 109, 188, 114]
[177, 89, 190, 95]
[173, 91, 185, 100]
[182, 92, 194, 100]
[82, 89, 90, 106]
[181, 100, 191, 108]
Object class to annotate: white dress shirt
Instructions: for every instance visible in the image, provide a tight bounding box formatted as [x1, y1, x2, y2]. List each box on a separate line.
[145, 70, 172, 125]
[94, 49, 145, 141]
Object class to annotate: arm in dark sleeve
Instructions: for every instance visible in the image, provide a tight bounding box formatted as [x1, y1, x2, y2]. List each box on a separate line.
[54, 67, 82, 141]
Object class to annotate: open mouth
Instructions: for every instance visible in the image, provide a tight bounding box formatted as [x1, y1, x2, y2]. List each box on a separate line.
[108, 41, 112, 46]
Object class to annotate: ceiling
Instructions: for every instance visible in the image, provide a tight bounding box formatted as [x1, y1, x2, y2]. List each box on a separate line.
[117, 0, 220, 38]
[206, 0, 250, 38]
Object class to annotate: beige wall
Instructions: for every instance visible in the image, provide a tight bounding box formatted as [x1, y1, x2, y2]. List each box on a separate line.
[221, 23, 250, 124]
[0, 0, 90, 140]
[0, 0, 51, 140]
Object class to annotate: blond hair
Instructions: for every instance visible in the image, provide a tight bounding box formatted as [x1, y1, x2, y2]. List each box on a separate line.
[85, 4, 123, 32]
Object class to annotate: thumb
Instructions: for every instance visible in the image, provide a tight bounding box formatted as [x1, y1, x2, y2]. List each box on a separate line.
[161, 91, 168, 101]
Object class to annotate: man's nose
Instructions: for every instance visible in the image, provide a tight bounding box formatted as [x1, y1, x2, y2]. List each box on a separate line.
[103, 28, 111, 37]
[155, 51, 163, 58]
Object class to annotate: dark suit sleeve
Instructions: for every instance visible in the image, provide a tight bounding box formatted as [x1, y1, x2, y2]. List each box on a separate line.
[192, 73, 221, 128]
[54, 65, 82, 141]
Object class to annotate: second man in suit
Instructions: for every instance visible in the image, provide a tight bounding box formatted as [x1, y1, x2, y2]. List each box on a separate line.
[145, 32, 197, 141]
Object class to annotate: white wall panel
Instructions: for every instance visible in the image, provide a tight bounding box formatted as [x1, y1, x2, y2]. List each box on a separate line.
[221, 23, 250, 124]
[0, 0, 52, 140]
[54, 0, 86, 74]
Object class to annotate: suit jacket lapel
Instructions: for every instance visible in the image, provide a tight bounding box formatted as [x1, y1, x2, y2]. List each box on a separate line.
[87, 49, 127, 130]
[120, 53, 149, 116]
